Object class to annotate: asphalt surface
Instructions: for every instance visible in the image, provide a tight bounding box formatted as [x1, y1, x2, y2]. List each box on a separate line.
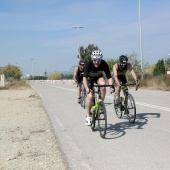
[29, 81, 170, 170]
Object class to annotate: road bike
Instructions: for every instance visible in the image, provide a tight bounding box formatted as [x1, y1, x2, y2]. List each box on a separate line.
[80, 83, 86, 109]
[90, 84, 113, 138]
[114, 83, 138, 123]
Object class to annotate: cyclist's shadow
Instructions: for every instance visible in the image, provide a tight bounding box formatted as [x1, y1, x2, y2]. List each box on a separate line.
[105, 112, 160, 139]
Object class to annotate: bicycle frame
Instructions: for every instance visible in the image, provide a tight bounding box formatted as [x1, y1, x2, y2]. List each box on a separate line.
[90, 84, 113, 138]
[114, 83, 138, 123]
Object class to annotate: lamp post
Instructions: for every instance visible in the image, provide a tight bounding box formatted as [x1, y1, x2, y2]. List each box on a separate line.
[139, 0, 144, 80]
[31, 59, 34, 80]
[72, 26, 84, 60]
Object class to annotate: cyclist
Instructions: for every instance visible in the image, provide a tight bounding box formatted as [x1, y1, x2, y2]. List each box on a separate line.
[73, 60, 85, 103]
[83, 50, 115, 125]
[113, 55, 139, 105]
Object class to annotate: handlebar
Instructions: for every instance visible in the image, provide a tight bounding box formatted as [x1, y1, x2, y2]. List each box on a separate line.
[88, 84, 115, 94]
[93, 84, 114, 88]
[121, 83, 139, 91]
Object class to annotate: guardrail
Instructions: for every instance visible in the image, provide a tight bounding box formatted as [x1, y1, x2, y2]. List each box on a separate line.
[28, 79, 75, 85]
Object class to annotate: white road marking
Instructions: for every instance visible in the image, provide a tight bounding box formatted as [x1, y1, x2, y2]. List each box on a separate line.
[50, 85, 170, 112]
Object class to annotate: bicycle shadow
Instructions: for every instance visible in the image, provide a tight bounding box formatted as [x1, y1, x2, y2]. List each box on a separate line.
[105, 112, 160, 139]
[104, 102, 113, 106]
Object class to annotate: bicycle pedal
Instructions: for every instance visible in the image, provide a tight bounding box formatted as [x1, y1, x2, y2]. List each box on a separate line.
[120, 106, 125, 111]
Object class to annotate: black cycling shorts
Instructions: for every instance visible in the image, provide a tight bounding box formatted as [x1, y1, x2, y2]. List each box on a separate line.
[88, 76, 103, 89]
[118, 75, 127, 84]
[76, 75, 83, 83]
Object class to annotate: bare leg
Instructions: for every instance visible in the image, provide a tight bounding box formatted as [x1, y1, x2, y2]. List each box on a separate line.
[86, 91, 94, 117]
[97, 77, 106, 101]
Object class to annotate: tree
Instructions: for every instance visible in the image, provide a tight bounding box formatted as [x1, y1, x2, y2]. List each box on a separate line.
[80, 44, 100, 61]
[165, 57, 170, 70]
[153, 59, 165, 76]
[48, 71, 61, 80]
[126, 52, 141, 76]
[0, 64, 22, 80]
[105, 58, 118, 72]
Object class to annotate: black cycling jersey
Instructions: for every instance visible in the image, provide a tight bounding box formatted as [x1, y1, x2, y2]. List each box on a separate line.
[83, 60, 112, 80]
[117, 63, 128, 76]
[116, 63, 129, 84]
[76, 66, 84, 83]
[77, 66, 84, 76]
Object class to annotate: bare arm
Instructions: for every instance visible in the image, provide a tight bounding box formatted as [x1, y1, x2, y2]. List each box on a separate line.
[83, 77, 90, 93]
[127, 64, 138, 81]
[113, 63, 121, 86]
[73, 67, 78, 82]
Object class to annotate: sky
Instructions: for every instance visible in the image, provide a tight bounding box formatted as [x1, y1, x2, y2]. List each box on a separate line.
[0, 0, 170, 76]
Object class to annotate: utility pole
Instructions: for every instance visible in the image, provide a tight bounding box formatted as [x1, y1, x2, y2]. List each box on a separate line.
[139, 0, 144, 80]
[72, 26, 84, 60]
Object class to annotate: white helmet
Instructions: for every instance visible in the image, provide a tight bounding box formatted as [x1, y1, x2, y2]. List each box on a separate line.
[91, 50, 103, 59]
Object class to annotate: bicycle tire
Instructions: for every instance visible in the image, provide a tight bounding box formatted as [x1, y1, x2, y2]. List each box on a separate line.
[113, 94, 123, 118]
[91, 109, 96, 131]
[83, 94, 86, 109]
[98, 102, 107, 138]
[81, 91, 86, 109]
[124, 94, 136, 123]
[80, 86, 86, 109]
[80, 90, 83, 107]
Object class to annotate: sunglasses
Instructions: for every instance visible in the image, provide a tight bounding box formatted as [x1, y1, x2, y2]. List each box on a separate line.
[93, 59, 101, 63]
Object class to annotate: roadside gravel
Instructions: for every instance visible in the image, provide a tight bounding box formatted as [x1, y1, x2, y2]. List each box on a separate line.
[0, 87, 67, 170]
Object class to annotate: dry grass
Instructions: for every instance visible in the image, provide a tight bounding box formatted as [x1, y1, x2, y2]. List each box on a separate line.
[0, 80, 31, 90]
[140, 75, 170, 91]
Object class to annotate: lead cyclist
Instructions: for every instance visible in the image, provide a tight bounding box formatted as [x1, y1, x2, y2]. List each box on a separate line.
[83, 50, 115, 126]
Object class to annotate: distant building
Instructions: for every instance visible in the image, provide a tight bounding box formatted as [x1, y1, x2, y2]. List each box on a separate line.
[166, 68, 170, 75]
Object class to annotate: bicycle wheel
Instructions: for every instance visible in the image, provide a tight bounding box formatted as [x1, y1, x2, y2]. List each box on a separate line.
[83, 94, 86, 109]
[80, 86, 86, 109]
[124, 94, 136, 123]
[98, 102, 107, 138]
[91, 109, 96, 131]
[81, 90, 86, 109]
[113, 94, 123, 118]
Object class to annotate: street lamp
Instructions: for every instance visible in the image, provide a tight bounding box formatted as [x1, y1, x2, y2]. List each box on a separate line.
[72, 26, 84, 60]
[139, 0, 144, 80]
[31, 59, 34, 80]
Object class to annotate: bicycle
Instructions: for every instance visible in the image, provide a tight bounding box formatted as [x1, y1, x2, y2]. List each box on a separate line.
[113, 83, 138, 123]
[80, 83, 86, 109]
[90, 84, 113, 138]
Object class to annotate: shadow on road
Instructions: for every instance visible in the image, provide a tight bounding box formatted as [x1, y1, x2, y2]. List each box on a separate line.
[105, 112, 160, 139]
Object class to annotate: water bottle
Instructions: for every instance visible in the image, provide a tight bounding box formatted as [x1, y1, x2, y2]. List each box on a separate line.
[121, 95, 125, 106]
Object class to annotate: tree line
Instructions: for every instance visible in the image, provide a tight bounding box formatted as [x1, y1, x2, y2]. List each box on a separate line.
[0, 44, 170, 81]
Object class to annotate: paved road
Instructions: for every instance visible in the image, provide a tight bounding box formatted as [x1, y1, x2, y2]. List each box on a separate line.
[29, 81, 170, 170]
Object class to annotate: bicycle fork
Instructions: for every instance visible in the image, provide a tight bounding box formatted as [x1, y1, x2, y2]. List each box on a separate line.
[91, 99, 102, 118]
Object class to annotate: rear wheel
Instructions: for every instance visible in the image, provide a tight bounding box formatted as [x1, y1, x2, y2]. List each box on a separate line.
[124, 94, 136, 123]
[98, 102, 107, 138]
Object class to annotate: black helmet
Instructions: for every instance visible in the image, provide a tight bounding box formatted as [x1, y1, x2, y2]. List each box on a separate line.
[119, 55, 128, 64]
[79, 60, 85, 65]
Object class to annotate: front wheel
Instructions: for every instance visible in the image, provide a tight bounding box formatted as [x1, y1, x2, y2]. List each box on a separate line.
[91, 108, 96, 131]
[80, 87, 86, 109]
[114, 94, 123, 118]
[98, 102, 107, 138]
[124, 94, 136, 123]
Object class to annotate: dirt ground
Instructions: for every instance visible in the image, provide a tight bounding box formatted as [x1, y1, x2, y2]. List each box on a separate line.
[0, 87, 67, 170]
